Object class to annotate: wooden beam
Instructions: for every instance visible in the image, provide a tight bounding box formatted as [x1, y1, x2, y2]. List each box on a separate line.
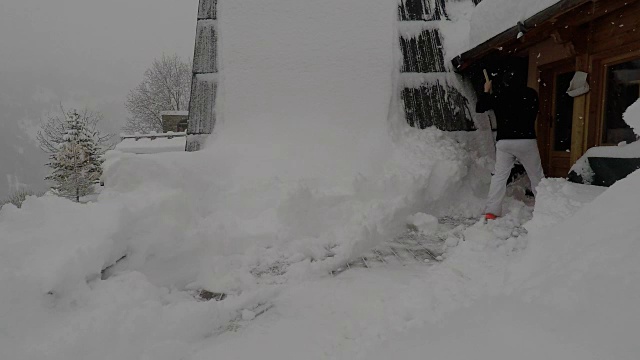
[453, 0, 593, 71]
[450, 0, 640, 72]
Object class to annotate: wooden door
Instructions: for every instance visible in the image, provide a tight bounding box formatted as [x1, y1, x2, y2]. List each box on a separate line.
[538, 62, 575, 178]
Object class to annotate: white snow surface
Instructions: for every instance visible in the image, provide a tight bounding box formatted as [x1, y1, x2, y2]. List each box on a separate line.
[367, 176, 640, 360]
[467, 0, 562, 51]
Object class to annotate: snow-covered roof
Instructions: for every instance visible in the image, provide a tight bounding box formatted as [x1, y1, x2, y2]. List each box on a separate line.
[160, 110, 189, 116]
[467, 0, 562, 51]
[115, 135, 186, 154]
[454, 0, 586, 71]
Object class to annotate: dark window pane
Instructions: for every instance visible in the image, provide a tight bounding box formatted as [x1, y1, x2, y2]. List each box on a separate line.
[603, 60, 640, 144]
[554, 72, 574, 151]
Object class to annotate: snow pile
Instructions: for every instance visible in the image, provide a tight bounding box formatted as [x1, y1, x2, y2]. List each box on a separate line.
[102, 127, 486, 290]
[0, 179, 278, 359]
[569, 140, 640, 183]
[623, 98, 640, 135]
[366, 176, 640, 359]
[407, 212, 440, 233]
[524, 178, 605, 231]
[467, 0, 561, 50]
[567, 98, 640, 181]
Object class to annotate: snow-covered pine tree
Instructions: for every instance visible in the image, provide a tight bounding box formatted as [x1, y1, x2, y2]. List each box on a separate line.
[45, 110, 105, 202]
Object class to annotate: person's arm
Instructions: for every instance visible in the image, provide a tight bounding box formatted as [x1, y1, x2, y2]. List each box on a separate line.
[475, 80, 495, 113]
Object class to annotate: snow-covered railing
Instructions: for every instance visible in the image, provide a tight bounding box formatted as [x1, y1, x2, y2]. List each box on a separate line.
[119, 132, 187, 141]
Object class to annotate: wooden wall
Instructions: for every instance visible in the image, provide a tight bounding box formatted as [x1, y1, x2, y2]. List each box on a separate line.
[520, 0, 640, 166]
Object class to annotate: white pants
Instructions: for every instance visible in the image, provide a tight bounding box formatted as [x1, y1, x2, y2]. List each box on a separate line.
[485, 139, 544, 216]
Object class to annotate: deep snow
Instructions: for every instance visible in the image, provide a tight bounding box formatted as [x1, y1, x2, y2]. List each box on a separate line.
[368, 174, 640, 360]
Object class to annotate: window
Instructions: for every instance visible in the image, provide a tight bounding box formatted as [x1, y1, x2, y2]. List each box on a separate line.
[603, 59, 640, 144]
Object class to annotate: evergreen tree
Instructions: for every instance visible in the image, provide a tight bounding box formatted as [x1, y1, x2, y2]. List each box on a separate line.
[44, 110, 105, 202]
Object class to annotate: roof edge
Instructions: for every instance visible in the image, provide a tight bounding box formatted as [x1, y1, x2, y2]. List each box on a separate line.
[452, 0, 593, 72]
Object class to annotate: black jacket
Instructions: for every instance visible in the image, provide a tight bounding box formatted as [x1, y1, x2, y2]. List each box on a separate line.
[476, 86, 539, 141]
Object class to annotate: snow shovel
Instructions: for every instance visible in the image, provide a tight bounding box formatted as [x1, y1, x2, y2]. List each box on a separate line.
[483, 69, 497, 147]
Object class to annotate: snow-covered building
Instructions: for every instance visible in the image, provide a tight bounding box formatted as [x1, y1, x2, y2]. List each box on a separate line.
[184, 0, 640, 185]
[454, 0, 640, 181]
[184, 0, 481, 150]
[160, 111, 189, 133]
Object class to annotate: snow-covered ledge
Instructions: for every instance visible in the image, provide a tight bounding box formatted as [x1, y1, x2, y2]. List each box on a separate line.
[568, 99, 640, 186]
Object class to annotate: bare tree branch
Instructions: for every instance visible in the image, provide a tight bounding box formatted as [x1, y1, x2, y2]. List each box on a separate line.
[124, 54, 191, 134]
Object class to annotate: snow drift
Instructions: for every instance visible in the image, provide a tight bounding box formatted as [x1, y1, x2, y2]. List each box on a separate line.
[367, 173, 640, 359]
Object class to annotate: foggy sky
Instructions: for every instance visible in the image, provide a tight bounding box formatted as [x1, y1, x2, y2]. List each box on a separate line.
[0, 0, 199, 197]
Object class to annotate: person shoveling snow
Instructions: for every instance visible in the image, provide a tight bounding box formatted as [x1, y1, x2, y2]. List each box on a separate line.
[476, 61, 545, 220]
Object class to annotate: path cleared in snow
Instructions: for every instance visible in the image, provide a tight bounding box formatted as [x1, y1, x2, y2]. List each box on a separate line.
[189, 197, 536, 359]
[189, 205, 511, 358]
[192, 178, 622, 360]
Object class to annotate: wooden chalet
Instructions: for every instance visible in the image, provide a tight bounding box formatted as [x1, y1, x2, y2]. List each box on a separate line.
[454, 0, 640, 178]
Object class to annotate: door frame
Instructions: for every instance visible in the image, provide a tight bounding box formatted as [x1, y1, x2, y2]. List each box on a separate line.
[538, 59, 576, 177]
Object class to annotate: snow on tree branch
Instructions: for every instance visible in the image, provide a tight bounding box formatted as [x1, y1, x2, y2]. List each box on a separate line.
[38, 108, 113, 202]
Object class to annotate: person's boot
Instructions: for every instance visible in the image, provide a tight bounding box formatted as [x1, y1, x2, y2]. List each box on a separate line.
[485, 213, 498, 221]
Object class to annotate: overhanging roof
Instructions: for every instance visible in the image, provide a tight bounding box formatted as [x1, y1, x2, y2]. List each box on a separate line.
[452, 0, 593, 72]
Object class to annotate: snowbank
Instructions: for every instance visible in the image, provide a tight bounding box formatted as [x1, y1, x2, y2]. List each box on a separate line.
[467, 0, 561, 51]
[367, 176, 639, 359]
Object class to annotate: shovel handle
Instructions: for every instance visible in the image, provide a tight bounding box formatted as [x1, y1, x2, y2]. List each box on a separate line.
[483, 69, 490, 82]
[483, 69, 492, 94]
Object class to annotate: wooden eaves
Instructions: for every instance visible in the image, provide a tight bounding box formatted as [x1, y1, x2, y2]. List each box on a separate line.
[451, 0, 598, 72]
